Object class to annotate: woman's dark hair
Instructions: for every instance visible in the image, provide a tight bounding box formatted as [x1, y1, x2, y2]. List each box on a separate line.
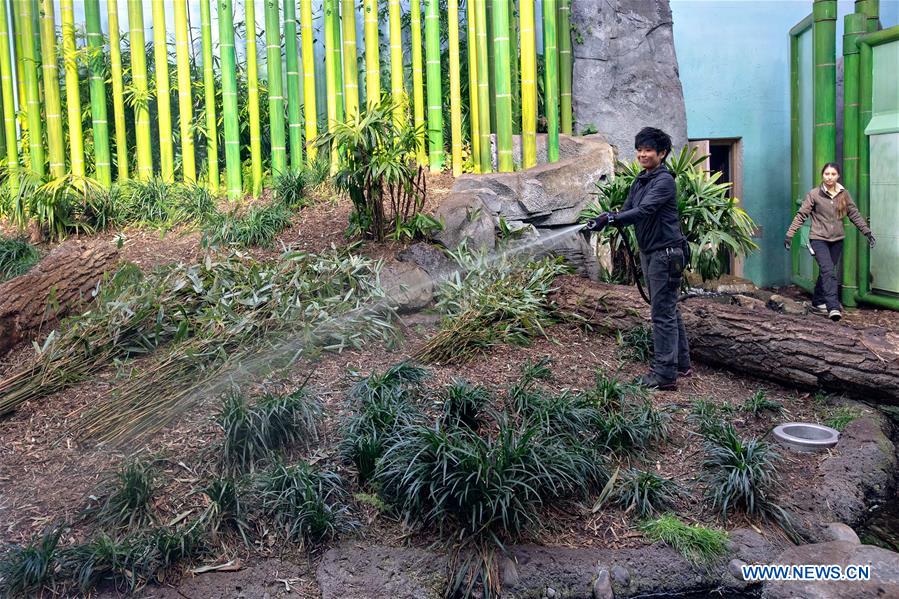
[820, 162, 847, 217]
[634, 127, 673, 158]
[821, 162, 841, 176]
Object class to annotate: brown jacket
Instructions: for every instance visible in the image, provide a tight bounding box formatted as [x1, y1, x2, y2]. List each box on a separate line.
[786, 184, 871, 242]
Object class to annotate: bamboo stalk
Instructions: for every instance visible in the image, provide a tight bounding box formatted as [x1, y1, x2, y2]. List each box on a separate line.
[486, 0, 495, 133]
[492, 0, 513, 172]
[520, 0, 536, 168]
[247, 0, 262, 193]
[467, 0, 480, 171]
[128, 0, 153, 179]
[388, 0, 403, 125]
[363, 0, 379, 106]
[424, 0, 443, 170]
[475, 0, 491, 173]
[558, 0, 572, 134]
[59, 0, 83, 178]
[152, 0, 173, 181]
[0, 0, 19, 182]
[543, 0, 559, 162]
[284, 0, 303, 170]
[173, 0, 196, 183]
[448, 0, 462, 176]
[410, 0, 425, 163]
[199, 0, 218, 191]
[330, 0, 344, 123]
[218, 0, 243, 198]
[324, 0, 339, 171]
[84, 0, 111, 186]
[300, 0, 317, 162]
[265, 0, 287, 177]
[510, 0, 519, 134]
[39, 0, 64, 178]
[11, 0, 24, 124]
[107, 0, 128, 180]
[340, 0, 359, 120]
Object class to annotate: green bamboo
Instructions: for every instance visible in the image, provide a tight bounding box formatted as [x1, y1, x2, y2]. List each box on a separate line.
[247, 0, 263, 194]
[410, 0, 426, 162]
[128, 0, 152, 179]
[218, 0, 242, 198]
[341, 0, 359, 119]
[60, 0, 83, 178]
[520, 0, 536, 168]
[0, 0, 19, 181]
[467, 0, 481, 171]
[363, 0, 379, 106]
[84, 0, 111, 186]
[330, 0, 344, 123]
[152, 0, 173, 181]
[39, 0, 64, 177]
[285, 0, 303, 169]
[17, 0, 42, 176]
[475, 0, 491, 173]
[425, 0, 444, 170]
[486, 0, 495, 133]
[558, 0, 572, 134]
[841, 12, 865, 307]
[388, 0, 403, 125]
[813, 0, 836, 190]
[108, 0, 128, 180]
[448, 0, 462, 176]
[510, 0, 520, 134]
[12, 0, 25, 122]
[492, 0, 513, 172]
[861, 0, 879, 31]
[788, 15, 813, 289]
[265, 0, 287, 177]
[173, 0, 196, 183]
[300, 0, 317, 162]
[543, 0, 559, 162]
[199, 0, 218, 191]
[324, 0, 339, 170]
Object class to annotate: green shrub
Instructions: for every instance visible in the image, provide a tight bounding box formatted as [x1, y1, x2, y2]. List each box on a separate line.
[640, 515, 729, 565]
[113, 179, 216, 230]
[0, 527, 62, 596]
[741, 391, 783, 416]
[97, 461, 157, 530]
[687, 398, 735, 440]
[617, 325, 653, 362]
[200, 477, 250, 543]
[272, 169, 309, 209]
[440, 379, 491, 430]
[597, 399, 670, 454]
[349, 361, 429, 404]
[615, 469, 684, 518]
[202, 202, 292, 248]
[255, 461, 344, 544]
[0, 236, 40, 281]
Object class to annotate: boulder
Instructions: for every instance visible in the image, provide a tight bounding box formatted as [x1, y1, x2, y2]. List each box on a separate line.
[396, 242, 456, 281]
[432, 192, 495, 251]
[379, 262, 434, 313]
[571, 0, 688, 160]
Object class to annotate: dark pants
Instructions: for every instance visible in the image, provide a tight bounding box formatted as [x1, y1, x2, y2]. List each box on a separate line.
[809, 239, 843, 311]
[640, 247, 691, 381]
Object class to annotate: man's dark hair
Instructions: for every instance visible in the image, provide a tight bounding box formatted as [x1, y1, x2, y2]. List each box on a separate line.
[634, 127, 673, 158]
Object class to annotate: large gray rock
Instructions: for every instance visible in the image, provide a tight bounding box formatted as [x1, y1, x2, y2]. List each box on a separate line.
[571, 0, 688, 160]
[379, 262, 434, 313]
[432, 192, 496, 251]
[397, 242, 456, 281]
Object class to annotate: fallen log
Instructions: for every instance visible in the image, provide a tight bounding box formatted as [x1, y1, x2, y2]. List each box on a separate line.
[551, 275, 899, 403]
[0, 239, 119, 355]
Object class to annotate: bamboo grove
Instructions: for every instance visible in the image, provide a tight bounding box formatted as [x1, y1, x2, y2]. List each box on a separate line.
[0, 1, 575, 200]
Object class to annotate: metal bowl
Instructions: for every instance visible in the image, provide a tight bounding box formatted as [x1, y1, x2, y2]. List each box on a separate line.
[773, 422, 840, 452]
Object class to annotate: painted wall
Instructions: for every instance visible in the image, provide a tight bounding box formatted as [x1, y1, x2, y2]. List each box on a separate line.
[671, 0, 898, 287]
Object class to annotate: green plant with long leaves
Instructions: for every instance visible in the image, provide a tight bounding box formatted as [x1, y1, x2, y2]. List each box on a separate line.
[0, 527, 63, 596]
[202, 202, 292, 248]
[0, 236, 40, 281]
[640, 515, 729, 566]
[96, 461, 157, 530]
[614, 468, 684, 518]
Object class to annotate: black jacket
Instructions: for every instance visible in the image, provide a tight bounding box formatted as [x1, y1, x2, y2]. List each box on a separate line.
[614, 164, 685, 253]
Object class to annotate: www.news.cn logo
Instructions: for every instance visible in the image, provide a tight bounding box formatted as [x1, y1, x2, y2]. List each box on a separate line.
[740, 564, 871, 582]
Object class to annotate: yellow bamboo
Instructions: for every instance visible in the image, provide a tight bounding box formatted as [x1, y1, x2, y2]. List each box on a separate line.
[173, 0, 196, 182]
[341, 0, 359, 119]
[246, 0, 262, 194]
[410, 0, 425, 162]
[108, 0, 128, 180]
[388, 0, 404, 125]
[152, 0, 173, 181]
[39, 0, 65, 177]
[363, 0, 379, 106]
[520, 0, 536, 168]
[300, 0, 317, 162]
[467, 0, 480, 172]
[60, 0, 83, 178]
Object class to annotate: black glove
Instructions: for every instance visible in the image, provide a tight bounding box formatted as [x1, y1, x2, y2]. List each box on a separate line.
[784, 237, 792, 250]
[585, 212, 612, 232]
[867, 233, 876, 249]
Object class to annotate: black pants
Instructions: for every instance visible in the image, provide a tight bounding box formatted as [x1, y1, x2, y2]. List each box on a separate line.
[809, 239, 843, 311]
[640, 248, 691, 381]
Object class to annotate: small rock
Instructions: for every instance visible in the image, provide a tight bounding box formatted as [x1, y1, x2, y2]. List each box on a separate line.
[379, 262, 434, 313]
[767, 294, 807, 316]
[592, 569, 614, 599]
[728, 558, 747, 580]
[822, 522, 861, 544]
[610, 564, 630, 587]
[499, 555, 520, 588]
[546, 587, 556, 598]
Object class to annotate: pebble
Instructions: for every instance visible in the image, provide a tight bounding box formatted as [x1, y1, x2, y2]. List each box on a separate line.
[592, 569, 614, 599]
[610, 564, 630, 587]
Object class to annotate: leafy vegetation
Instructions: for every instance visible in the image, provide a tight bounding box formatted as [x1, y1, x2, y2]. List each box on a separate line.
[0, 236, 40, 281]
[640, 515, 729, 565]
[440, 379, 492, 430]
[0, 527, 62, 596]
[741, 390, 783, 416]
[825, 406, 862, 431]
[616, 325, 653, 362]
[96, 461, 157, 530]
[202, 202, 292, 248]
[614, 469, 684, 518]
[199, 477, 250, 543]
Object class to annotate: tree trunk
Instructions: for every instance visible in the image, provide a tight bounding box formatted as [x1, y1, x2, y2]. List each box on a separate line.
[551, 275, 899, 404]
[0, 240, 118, 355]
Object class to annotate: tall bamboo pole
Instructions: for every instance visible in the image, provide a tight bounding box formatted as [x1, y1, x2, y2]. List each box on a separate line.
[330, 0, 344, 123]
[424, 0, 443, 170]
[510, 0, 520, 134]
[285, 0, 303, 169]
[486, 0, 495, 133]
[16, 0, 43, 176]
[60, 0, 83, 178]
[841, 12, 866, 308]
[11, 1, 25, 123]
[107, 0, 128, 180]
[388, 0, 403, 125]
[128, 0, 152, 179]
[467, 0, 480, 171]
[543, 0, 559, 162]
[558, 0, 572, 134]
[475, 0, 491, 173]
[84, 0, 110, 186]
[363, 0, 379, 106]
[265, 0, 287, 177]
[199, 0, 218, 191]
[0, 0, 19, 182]
[324, 0, 339, 171]
[341, 0, 359, 119]
[247, 0, 262, 194]
[39, 0, 64, 178]
[173, 0, 195, 183]
[812, 0, 836, 191]
[448, 0, 462, 176]
[410, 0, 425, 162]
[520, 0, 536, 168]
[218, 0, 242, 198]
[492, 0, 513, 172]
[152, 0, 174, 181]
[300, 0, 317, 162]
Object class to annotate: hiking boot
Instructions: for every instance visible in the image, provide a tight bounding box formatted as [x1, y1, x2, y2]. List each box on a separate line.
[634, 373, 678, 391]
[829, 309, 842, 322]
[678, 367, 694, 378]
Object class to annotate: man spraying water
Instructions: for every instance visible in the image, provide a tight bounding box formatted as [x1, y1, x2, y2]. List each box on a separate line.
[585, 127, 692, 390]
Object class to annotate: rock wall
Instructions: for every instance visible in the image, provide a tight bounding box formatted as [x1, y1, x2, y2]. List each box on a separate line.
[571, 0, 689, 160]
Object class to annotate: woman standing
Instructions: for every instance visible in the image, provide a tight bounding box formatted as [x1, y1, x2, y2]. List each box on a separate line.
[784, 162, 875, 322]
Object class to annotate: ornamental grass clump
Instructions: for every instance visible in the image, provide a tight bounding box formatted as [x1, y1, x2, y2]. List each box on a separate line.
[440, 379, 492, 430]
[617, 325, 653, 362]
[202, 202, 292, 248]
[640, 515, 729, 566]
[200, 477, 250, 543]
[0, 235, 40, 281]
[111, 179, 217, 230]
[0, 527, 62, 596]
[272, 169, 310, 209]
[741, 390, 783, 417]
[96, 461, 157, 530]
[614, 469, 684, 518]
